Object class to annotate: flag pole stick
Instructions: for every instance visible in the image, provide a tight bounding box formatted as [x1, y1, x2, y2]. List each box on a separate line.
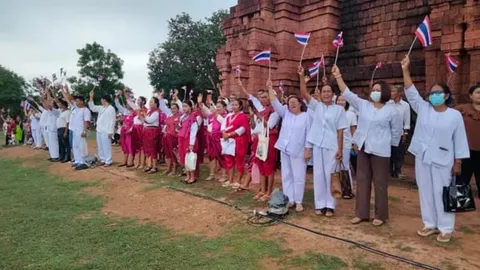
[407, 36, 417, 57]
[370, 68, 377, 83]
[316, 68, 319, 89]
[299, 45, 307, 65]
[334, 46, 340, 66]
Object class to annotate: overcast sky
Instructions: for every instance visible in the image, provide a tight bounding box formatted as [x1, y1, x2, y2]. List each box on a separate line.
[0, 0, 237, 97]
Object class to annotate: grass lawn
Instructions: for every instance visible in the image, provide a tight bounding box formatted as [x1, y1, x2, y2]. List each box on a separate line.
[0, 157, 348, 270]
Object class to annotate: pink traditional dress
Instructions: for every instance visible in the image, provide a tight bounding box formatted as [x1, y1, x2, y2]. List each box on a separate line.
[163, 112, 181, 165]
[206, 112, 226, 168]
[142, 108, 160, 159]
[120, 111, 136, 155]
[223, 112, 251, 173]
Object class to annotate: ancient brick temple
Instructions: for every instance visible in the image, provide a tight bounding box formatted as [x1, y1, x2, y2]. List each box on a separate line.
[216, 0, 480, 102]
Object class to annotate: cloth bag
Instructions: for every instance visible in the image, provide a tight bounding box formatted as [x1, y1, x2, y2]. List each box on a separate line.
[255, 121, 269, 162]
[221, 138, 236, 156]
[185, 152, 197, 172]
[443, 176, 476, 213]
[251, 164, 260, 184]
[340, 162, 353, 198]
[330, 162, 342, 198]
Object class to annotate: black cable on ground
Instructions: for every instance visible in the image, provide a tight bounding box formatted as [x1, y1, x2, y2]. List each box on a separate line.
[96, 166, 440, 270]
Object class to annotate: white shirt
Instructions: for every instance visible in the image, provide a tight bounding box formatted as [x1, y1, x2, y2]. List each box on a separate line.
[342, 88, 402, 158]
[114, 98, 129, 116]
[30, 113, 40, 130]
[248, 96, 280, 134]
[388, 99, 411, 130]
[306, 99, 348, 150]
[144, 111, 159, 127]
[405, 85, 469, 166]
[70, 107, 91, 133]
[343, 110, 358, 150]
[39, 108, 49, 127]
[188, 115, 203, 145]
[88, 102, 116, 134]
[67, 105, 75, 131]
[47, 109, 60, 132]
[56, 110, 71, 129]
[272, 98, 311, 158]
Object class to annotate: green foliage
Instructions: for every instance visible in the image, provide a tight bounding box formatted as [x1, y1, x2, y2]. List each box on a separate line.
[71, 42, 125, 100]
[0, 65, 27, 117]
[148, 10, 229, 96]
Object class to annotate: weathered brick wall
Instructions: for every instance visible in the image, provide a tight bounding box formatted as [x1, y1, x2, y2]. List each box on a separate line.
[217, 0, 479, 102]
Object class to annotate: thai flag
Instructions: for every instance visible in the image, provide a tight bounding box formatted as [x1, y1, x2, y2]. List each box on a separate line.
[309, 61, 321, 77]
[252, 50, 271, 62]
[375, 62, 382, 69]
[332, 32, 344, 48]
[24, 101, 31, 111]
[415, 16, 433, 47]
[319, 54, 325, 66]
[445, 53, 459, 73]
[294, 32, 311, 46]
[279, 81, 285, 94]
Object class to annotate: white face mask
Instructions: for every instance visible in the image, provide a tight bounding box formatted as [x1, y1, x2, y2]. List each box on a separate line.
[370, 91, 381, 103]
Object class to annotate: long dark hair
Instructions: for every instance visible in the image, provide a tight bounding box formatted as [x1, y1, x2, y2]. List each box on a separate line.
[152, 97, 159, 108]
[436, 84, 454, 107]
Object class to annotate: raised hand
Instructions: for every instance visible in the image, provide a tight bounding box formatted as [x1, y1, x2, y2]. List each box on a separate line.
[197, 93, 203, 104]
[297, 65, 304, 76]
[89, 90, 94, 99]
[266, 79, 273, 90]
[331, 65, 341, 78]
[401, 55, 410, 71]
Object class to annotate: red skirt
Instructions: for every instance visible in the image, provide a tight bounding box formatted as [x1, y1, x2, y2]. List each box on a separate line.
[206, 132, 225, 167]
[132, 125, 144, 154]
[247, 136, 259, 173]
[120, 131, 135, 155]
[157, 131, 164, 158]
[178, 136, 198, 165]
[143, 127, 160, 158]
[224, 136, 247, 173]
[163, 133, 178, 163]
[255, 134, 278, 176]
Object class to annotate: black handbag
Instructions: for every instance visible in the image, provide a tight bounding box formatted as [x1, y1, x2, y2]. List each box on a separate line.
[442, 176, 476, 213]
[340, 162, 353, 199]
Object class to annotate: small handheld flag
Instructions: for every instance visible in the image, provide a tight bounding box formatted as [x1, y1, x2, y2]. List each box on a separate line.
[407, 16, 432, 56]
[279, 81, 285, 95]
[309, 61, 321, 77]
[371, 62, 382, 82]
[252, 50, 271, 63]
[294, 32, 311, 46]
[375, 62, 382, 69]
[332, 32, 344, 65]
[52, 73, 57, 82]
[445, 53, 459, 73]
[235, 65, 241, 77]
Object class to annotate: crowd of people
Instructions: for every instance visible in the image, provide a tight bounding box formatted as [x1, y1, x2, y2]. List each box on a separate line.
[2, 55, 480, 243]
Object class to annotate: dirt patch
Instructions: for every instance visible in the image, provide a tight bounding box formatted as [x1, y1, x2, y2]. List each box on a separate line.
[4, 143, 480, 269]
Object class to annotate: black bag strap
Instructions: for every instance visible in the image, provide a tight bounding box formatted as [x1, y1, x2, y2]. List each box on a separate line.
[450, 176, 457, 187]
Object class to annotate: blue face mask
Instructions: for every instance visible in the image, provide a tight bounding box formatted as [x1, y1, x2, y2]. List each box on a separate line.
[428, 92, 445, 106]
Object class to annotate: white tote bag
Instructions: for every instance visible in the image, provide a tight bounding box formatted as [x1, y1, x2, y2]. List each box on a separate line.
[255, 120, 269, 162]
[221, 138, 236, 156]
[185, 152, 197, 171]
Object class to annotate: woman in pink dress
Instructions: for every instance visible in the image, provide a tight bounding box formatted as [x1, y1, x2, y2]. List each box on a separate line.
[114, 91, 136, 167]
[158, 97, 182, 176]
[139, 97, 161, 174]
[178, 100, 202, 184]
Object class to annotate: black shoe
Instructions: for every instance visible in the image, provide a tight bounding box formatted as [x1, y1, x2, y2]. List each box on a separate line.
[50, 158, 61, 162]
[47, 158, 52, 161]
[75, 164, 89, 170]
[61, 159, 70, 163]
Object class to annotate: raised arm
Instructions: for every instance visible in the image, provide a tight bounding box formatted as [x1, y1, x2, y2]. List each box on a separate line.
[401, 56, 428, 114]
[60, 84, 74, 105]
[332, 66, 364, 111]
[238, 78, 263, 111]
[114, 98, 128, 115]
[298, 65, 313, 104]
[88, 90, 102, 113]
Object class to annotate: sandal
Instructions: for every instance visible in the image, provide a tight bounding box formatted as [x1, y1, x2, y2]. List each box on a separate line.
[187, 179, 197, 184]
[143, 167, 152, 172]
[325, 209, 334, 217]
[259, 194, 270, 202]
[372, 219, 384, 226]
[118, 163, 127, 168]
[343, 194, 354, 200]
[222, 182, 232, 187]
[148, 168, 158, 174]
[231, 183, 241, 189]
[315, 209, 324, 216]
[253, 192, 265, 200]
[206, 175, 215, 181]
[126, 164, 135, 168]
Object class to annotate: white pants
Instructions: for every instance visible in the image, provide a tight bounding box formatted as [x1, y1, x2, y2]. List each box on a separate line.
[281, 152, 306, 204]
[72, 131, 88, 164]
[47, 130, 59, 159]
[40, 126, 49, 147]
[32, 128, 42, 148]
[415, 158, 455, 234]
[96, 132, 112, 164]
[343, 148, 354, 187]
[312, 146, 337, 210]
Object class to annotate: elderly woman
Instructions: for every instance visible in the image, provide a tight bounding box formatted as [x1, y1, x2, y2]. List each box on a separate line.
[332, 65, 402, 226]
[401, 56, 469, 242]
[268, 81, 310, 212]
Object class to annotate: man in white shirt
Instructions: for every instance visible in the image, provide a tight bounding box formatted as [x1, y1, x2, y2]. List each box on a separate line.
[88, 91, 116, 166]
[39, 101, 50, 150]
[55, 99, 71, 163]
[389, 85, 411, 178]
[71, 95, 91, 170]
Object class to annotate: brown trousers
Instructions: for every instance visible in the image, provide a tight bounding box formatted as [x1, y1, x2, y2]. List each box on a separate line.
[355, 149, 390, 221]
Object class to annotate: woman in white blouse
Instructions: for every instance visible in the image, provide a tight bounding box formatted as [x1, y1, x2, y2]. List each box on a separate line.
[268, 83, 310, 212]
[401, 56, 469, 243]
[332, 65, 402, 226]
[299, 66, 348, 217]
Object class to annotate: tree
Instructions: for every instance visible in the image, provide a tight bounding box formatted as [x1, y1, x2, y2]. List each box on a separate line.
[148, 10, 229, 96]
[73, 42, 125, 100]
[0, 65, 27, 117]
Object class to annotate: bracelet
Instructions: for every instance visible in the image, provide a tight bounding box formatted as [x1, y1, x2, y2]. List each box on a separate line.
[335, 75, 342, 79]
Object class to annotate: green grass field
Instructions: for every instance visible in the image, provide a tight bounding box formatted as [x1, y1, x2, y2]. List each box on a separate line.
[0, 157, 349, 270]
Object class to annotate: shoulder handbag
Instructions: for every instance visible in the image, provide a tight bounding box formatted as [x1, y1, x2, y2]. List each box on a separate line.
[443, 176, 476, 213]
[255, 120, 269, 162]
